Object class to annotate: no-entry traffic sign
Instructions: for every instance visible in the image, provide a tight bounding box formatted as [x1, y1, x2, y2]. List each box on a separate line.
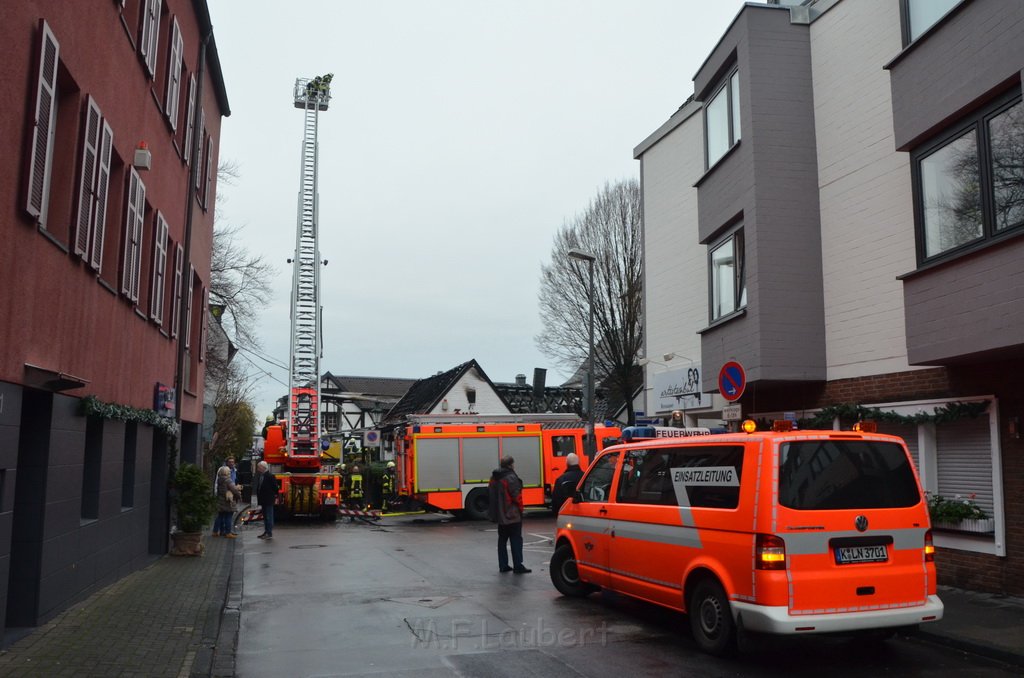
[718, 361, 746, 402]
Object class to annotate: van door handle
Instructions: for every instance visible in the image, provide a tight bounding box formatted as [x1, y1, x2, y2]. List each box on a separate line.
[599, 507, 608, 515]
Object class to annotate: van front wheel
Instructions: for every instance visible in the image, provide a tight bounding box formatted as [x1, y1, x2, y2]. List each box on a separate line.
[550, 544, 595, 598]
[689, 579, 735, 656]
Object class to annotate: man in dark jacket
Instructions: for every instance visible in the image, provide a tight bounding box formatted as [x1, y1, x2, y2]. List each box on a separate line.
[254, 461, 279, 540]
[488, 456, 531, 573]
[550, 452, 583, 518]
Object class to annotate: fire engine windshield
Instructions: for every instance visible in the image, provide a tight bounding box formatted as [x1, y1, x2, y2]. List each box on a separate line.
[778, 440, 921, 510]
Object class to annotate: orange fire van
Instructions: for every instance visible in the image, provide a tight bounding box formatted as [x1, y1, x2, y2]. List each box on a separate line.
[550, 422, 943, 655]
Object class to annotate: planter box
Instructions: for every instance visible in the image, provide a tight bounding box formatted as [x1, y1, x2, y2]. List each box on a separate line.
[932, 518, 994, 533]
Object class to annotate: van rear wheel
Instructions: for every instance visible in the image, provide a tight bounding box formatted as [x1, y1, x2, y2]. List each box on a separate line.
[689, 578, 735, 656]
[550, 544, 595, 597]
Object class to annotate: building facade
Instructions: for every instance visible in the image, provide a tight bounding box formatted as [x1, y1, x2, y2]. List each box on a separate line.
[636, 0, 1023, 594]
[0, 0, 228, 631]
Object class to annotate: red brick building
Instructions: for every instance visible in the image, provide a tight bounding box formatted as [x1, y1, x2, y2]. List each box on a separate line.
[0, 0, 228, 631]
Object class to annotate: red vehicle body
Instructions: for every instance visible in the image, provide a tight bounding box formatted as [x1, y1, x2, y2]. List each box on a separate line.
[392, 414, 621, 519]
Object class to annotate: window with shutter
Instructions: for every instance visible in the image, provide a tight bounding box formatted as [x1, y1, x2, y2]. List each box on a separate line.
[150, 212, 168, 324]
[74, 97, 102, 258]
[122, 168, 146, 302]
[26, 20, 60, 224]
[876, 423, 920, 471]
[185, 266, 195, 349]
[140, 0, 162, 78]
[165, 18, 183, 130]
[171, 244, 183, 337]
[936, 416, 994, 516]
[203, 136, 214, 209]
[183, 75, 196, 164]
[195, 110, 205, 190]
[90, 120, 114, 272]
[199, 287, 208, 362]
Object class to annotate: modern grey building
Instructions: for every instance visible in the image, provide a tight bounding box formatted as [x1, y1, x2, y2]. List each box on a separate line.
[636, 0, 1023, 595]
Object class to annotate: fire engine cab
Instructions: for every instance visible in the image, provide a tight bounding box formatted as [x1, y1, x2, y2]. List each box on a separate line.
[551, 420, 943, 655]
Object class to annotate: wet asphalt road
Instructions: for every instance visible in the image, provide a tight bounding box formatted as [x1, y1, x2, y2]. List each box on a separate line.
[236, 512, 1017, 677]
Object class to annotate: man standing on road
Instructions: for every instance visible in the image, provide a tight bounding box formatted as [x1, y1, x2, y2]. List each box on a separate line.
[550, 452, 583, 518]
[488, 456, 531, 574]
[254, 461, 279, 540]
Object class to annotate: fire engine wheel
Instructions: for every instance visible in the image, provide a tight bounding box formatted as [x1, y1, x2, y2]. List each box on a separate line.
[550, 544, 595, 598]
[464, 489, 490, 521]
[688, 578, 735, 656]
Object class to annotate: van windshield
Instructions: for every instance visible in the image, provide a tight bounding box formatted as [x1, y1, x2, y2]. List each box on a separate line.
[778, 440, 921, 510]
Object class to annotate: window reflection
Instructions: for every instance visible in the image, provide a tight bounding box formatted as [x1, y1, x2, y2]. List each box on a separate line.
[989, 101, 1024, 231]
[921, 129, 981, 257]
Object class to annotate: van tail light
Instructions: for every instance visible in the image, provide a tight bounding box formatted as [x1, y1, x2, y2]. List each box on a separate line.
[924, 529, 935, 562]
[756, 534, 786, 570]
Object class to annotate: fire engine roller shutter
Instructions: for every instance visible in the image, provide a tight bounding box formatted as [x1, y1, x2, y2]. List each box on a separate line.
[501, 436, 541, 488]
[876, 423, 919, 471]
[415, 438, 459, 492]
[936, 416, 994, 517]
[463, 437, 499, 483]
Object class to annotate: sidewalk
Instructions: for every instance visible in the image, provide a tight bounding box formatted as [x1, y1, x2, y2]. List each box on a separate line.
[914, 585, 1024, 667]
[0, 532, 239, 677]
[0, 535, 1021, 674]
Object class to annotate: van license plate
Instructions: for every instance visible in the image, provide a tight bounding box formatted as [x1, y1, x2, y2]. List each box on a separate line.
[836, 545, 887, 564]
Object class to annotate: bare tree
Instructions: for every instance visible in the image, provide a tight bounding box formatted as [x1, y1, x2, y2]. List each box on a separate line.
[205, 162, 275, 463]
[536, 178, 643, 424]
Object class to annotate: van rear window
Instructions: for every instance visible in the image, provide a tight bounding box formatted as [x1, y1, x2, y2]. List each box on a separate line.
[778, 440, 921, 510]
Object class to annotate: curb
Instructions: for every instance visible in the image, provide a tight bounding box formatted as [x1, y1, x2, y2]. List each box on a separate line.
[914, 628, 1024, 669]
[210, 537, 243, 677]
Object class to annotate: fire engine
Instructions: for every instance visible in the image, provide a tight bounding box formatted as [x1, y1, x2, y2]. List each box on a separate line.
[390, 414, 621, 519]
[261, 74, 342, 519]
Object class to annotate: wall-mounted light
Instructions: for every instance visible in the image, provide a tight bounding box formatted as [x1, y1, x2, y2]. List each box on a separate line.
[441, 398, 449, 411]
[133, 141, 152, 170]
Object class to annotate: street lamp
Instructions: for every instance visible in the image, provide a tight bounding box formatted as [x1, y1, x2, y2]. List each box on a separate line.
[568, 248, 596, 459]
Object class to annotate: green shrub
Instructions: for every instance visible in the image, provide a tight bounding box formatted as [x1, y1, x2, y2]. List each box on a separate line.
[173, 463, 217, 533]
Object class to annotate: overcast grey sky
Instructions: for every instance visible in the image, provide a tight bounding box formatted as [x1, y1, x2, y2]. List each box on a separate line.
[206, 1, 745, 418]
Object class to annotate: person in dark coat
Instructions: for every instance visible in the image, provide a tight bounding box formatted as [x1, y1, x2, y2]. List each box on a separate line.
[551, 452, 584, 518]
[254, 461, 279, 540]
[488, 456, 530, 573]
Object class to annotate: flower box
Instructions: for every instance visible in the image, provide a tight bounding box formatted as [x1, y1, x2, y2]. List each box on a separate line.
[932, 518, 995, 533]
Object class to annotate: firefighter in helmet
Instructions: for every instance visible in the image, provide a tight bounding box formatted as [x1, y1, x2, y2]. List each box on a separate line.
[382, 461, 397, 509]
[261, 414, 275, 439]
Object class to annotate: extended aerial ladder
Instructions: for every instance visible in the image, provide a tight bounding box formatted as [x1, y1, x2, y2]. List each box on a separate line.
[263, 74, 342, 517]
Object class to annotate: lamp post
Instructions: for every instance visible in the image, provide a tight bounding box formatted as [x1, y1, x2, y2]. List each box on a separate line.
[568, 248, 596, 459]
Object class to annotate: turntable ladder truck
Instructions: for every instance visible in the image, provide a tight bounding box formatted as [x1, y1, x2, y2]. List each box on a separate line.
[263, 75, 342, 518]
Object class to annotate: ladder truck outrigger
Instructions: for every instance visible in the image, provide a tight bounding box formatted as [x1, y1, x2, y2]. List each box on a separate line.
[262, 74, 346, 520]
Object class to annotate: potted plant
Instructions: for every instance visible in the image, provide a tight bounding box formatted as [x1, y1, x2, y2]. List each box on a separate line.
[170, 462, 217, 556]
[927, 492, 993, 533]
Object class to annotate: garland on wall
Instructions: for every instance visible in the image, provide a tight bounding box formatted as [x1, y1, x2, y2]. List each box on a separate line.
[796, 400, 989, 430]
[80, 395, 179, 437]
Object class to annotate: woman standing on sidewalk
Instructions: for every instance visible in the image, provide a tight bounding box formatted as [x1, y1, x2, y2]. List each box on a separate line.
[213, 466, 241, 538]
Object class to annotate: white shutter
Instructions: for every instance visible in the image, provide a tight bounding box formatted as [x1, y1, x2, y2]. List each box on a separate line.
[171, 244, 183, 337]
[140, 0, 162, 78]
[122, 169, 146, 302]
[185, 265, 194, 349]
[26, 20, 59, 222]
[165, 18, 183, 129]
[150, 212, 168, 324]
[183, 75, 196, 164]
[122, 169, 140, 296]
[936, 416, 994, 516]
[90, 120, 114, 271]
[74, 96, 102, 258]
[195, 109, 205, 190]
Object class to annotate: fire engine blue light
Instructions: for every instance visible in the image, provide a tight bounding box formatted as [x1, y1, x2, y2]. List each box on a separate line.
[621, 426, 656, 442]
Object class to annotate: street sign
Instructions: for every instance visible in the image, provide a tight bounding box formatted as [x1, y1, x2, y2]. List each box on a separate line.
[722, 404, 742, 421]
[718, 361, 746, 402]
[364, 430, 381, 448]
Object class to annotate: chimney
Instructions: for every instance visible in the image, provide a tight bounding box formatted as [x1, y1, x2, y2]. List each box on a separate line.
[515, 373, 527, 386]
